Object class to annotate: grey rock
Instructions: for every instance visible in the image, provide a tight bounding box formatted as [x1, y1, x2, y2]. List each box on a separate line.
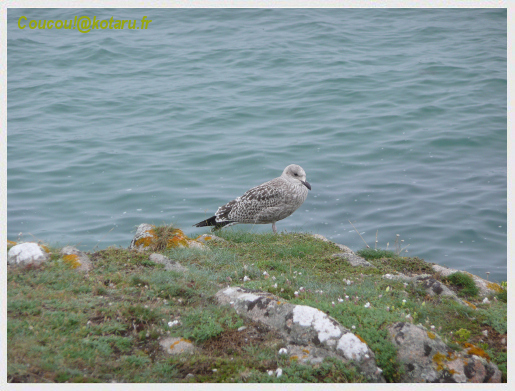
[159, 337, 196, 355]
[215, 286, 385, 382]
[382, 273, 432, 283]
[388, 322, 501, 383]
[8, 243, 50, 266]
[60, 246, 93, 272]
[432, 265, 503, 296]
[419, 277, 458, 299]
[149, 253, 188, 272]
[312, 234, 353, 253]
[129, 223, 156, 251]
[129, 223, 207, 251]
[333, 252, 375, 268]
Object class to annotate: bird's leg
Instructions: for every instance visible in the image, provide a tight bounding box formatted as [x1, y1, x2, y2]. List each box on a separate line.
[272, 222, 277, 234]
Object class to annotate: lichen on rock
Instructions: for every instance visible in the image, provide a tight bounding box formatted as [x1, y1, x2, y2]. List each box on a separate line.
[7, 242, 51, 266]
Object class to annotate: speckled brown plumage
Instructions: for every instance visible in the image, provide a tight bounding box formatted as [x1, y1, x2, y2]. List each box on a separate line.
[194, 164, 311, 233]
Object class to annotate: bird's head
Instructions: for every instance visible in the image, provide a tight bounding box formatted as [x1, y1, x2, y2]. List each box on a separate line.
[282, 164, 311, 190]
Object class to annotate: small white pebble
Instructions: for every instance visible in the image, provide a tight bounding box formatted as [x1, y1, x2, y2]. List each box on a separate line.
[278, 348, 288, 355]
[243, 276, 250, 282]
[276, 368, 283, 377]
[364, 302, 370, 308]
[238, 326, 247, 332]
[364, 354, 370, 359]
[482, 297, 490, 304]
[212, 369, 217, 372]
[267, 370, 274, 376]
[482, 330, 488, 337]
[352, 325, 356, 329]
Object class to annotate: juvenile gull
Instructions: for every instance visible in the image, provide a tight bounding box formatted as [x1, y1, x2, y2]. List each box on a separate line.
[194, 164, 311, 233]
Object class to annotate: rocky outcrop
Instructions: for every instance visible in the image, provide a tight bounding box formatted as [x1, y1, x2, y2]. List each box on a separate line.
[129, 223, 206, 251]
[388, 322, 501, 383]
[312, 234, 375, 268]
[432, 265, 503, 296]
[382, 273, 486, 310]
[149, 253, 188, 273]
[7, 242, 51, 266]
[333, 252, 375, 268]
[60, 246, 93, 272]
[160, 337, 196, 355]
[215, 286, 386, 382]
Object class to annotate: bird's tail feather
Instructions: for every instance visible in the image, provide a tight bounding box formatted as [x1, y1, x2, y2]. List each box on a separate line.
[194, 216, 234, 230]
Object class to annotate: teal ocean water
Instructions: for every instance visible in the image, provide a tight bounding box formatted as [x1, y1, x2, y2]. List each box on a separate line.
[7, 9, 507, 282]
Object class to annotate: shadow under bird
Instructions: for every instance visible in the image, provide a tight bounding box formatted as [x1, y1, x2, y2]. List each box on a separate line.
[194, 164, 311, 233]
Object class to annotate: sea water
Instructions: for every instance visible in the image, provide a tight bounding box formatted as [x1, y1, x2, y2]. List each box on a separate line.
[7, 8, 507, 282]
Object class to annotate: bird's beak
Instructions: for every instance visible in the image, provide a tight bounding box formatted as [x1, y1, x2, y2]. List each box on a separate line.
[302, 180, 311, 190]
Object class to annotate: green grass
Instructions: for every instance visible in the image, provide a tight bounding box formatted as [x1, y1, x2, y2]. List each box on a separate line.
[443, 272, 479, 297]
[7, 227, 507, 383]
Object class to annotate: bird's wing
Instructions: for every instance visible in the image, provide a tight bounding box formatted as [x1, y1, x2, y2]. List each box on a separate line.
[215, 179, 285, 222]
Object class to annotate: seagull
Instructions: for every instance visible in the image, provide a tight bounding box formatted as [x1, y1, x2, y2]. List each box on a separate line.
[194, 164, 311, 233]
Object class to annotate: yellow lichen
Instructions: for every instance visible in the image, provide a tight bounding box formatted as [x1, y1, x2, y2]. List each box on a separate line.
[486, 282, 503, 293]
[40, 244, 52, 253]
[289, 355, 299, 361]
[167, 229, 190, 248]
[432, 352, 448, 371]
[427, 331, 436, 339]
[63, 254, 81, 269]
[204, 236, 212, 241]
[134, 228, 157, 248]
[7, 240, 17, 246]
[302, 349, 310, 354]
[462, 300, 477, 310]
[462, 343, 490, 361]
[355, 334, 366, 344]
[169, 338, 192, 350]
